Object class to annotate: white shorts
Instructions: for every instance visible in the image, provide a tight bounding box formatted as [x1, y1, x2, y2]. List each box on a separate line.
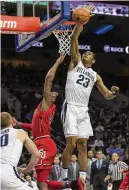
[1, 164, 33, 190]
[61, 102, 93, 139]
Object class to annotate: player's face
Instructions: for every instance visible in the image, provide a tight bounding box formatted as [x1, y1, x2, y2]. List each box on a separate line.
[112, 153, 119, 163]
[82, 51, 95, 66]
[51, 92, 58, 103]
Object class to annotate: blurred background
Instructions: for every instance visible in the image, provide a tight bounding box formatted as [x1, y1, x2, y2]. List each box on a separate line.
[1, 0, 129, 186]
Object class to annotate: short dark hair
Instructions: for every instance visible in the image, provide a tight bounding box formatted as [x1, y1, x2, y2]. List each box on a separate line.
[97, 148, 103, 153]
[88, 150, 94, 153]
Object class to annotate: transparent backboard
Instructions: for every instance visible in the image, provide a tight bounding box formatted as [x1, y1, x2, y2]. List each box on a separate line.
[15, 1, 70, 52]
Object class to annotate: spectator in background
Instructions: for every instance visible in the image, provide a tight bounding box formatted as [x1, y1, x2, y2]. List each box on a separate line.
[56, 149, 62, 160]
[26, 109, 34, 122]
[68, 154, 80, 181]
[106, 143, 115, 156]
[93, 137, 104, 147]
[95, 121, 104, 139]
[117, 133, 123, 144]
[90, 149, 110, 190]
[34, 91, 42, 100]
[7, 94, 16, 114]
[123, 149, 129, 164]
[86, 150, 96, 190]
[49, 156, 62, 181]
[25, 174, 39, 190]
[111, 137, 116, 144]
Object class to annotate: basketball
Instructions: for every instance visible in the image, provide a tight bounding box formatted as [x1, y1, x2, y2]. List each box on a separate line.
[72, 8, 90, 24]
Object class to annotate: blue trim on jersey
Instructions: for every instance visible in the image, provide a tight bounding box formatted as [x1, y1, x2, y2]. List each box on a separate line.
[61, 100, 67, 125]
[13, 167, 26, 183]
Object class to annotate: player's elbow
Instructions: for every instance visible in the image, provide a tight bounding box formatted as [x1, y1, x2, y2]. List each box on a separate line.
[45, 74, 53, 83]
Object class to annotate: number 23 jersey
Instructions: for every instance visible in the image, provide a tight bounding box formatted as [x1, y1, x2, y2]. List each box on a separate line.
[65, 61, 97, 106]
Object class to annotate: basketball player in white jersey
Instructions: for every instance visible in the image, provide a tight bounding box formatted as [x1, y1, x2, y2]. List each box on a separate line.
[0, 112, 40, 190]
[61, 5, 119, 189]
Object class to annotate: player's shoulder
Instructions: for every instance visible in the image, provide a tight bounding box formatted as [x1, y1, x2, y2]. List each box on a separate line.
[17, 129, 28, 143]
[89, 67, 97, 74]
[16, 129, 28, 137]
[34, 103, 56, 116]
[45, 104, 56, 114]
[96, 73, 102, 82]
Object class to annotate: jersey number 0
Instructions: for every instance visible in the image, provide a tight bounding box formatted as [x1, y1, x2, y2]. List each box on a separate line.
[0, 134, 9, 147]
[76, 74, 90, 88]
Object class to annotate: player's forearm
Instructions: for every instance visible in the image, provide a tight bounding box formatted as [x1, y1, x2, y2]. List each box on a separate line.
[19, 122, 32, 131]
[72, 23, 83, 41]
[71, 24, 83, 52]
[25, 154, 39, 173]
[104, 90, 117, 100]
[71, 24, 83, 62]
[45, 61, 60, 81]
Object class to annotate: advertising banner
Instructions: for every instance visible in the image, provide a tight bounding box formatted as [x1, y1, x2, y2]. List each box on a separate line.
[0, 15, 40, 34]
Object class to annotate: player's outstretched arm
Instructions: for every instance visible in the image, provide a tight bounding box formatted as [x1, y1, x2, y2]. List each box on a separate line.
[69, 5, 94, 71]
[12, 117, 32, 131]
[17, 129, 40, 174]
[70, 23, 83, 69]
[41, 55, 65, 110]
[96, 74, 119, 99]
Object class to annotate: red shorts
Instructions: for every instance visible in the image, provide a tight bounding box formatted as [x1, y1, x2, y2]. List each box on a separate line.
[119, 173, 129, 190]
[35, 137, 57, 182]
[36, 169, 51, 182]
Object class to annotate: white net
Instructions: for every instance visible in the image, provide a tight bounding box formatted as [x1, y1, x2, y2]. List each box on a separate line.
[53, 24, 75, 55]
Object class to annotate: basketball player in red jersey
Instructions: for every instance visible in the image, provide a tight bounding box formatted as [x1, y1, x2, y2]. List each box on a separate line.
[119, 170, 129, 190]
[13, 55, 84, 190]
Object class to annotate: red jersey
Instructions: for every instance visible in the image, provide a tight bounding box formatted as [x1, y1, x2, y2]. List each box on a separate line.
[32, 103, 56, 139]
[20, 103, 56, 139]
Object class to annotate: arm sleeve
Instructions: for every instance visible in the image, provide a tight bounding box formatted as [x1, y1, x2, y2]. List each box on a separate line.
[20, 123, 32, 131]
[121, 162, 129, 170]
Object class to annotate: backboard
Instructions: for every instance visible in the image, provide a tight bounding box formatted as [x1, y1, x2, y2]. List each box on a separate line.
[15, 1, 70, 52]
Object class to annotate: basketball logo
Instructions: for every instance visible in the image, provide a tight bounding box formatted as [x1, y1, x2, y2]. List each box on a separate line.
[39, 149, 46, 159]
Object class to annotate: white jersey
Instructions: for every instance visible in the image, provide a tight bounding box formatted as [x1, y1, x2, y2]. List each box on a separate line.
[0, 127, 23, 167]
[65, 61, 97, 106]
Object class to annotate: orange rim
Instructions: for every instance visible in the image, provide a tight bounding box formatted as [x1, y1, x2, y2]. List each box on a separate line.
[61, 21, 76, 25]
[54, 30, 72, 33]
[53, 21, 75, 33]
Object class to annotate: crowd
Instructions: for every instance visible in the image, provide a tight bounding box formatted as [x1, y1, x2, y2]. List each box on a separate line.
[1, 61, 129, 190]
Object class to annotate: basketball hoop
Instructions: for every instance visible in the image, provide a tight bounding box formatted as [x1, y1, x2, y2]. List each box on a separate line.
[53, 21, 75, 55]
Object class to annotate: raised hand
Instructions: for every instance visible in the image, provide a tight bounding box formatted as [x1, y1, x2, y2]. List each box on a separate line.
[84, 4, 95, 17]
[111, 86, 119, 95]
[12, 117, 19, 126]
